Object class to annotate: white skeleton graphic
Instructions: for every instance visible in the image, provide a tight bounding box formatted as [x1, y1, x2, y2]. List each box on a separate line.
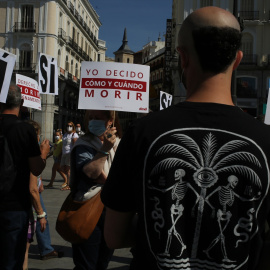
[149, 169, 187, 256]
[203, 175, 260, 261]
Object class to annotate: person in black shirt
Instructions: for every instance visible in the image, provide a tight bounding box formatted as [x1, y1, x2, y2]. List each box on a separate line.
[0, 83, 50, 270]
[101, 7, 270, 270]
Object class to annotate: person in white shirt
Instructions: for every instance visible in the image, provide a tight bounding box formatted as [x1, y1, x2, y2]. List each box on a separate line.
[60, 121, 79, 190]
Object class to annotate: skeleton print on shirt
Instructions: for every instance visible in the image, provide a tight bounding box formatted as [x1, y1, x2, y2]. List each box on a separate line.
[144, 128, 269, 270]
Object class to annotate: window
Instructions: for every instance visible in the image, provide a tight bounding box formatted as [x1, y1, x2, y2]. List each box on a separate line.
[237, 77, 257, 98]
[75, 63, 78, 77]
[241, 33, 254, 64]
[127, 58, 130, 63]
[241, 0, 254, 11]
[65, 56, 69, 71]
[19, 43, 32, 69]
[200, 0, 213, 7]
[58, 49, 61, 67]
[21, 5, 34, 30]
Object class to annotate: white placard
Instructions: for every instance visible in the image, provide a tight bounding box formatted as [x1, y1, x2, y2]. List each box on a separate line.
[38, 53, 58, 95]
[265, 79, 270, 124]
[0, 49, 16, 103]
[16, 74, 41, 110]
[160, 91, 173, 110]
[78, 62, 150, 113]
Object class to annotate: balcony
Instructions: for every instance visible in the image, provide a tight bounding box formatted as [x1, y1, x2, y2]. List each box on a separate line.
[69, 2, 74, 14]
[239, 11, 259, 20]
[75, 10, 79, 19]
[13, 62, 36, 72]
[14, 22, 36, 33]
[240, 54, 257, 65]
[58, 28, 66, 41]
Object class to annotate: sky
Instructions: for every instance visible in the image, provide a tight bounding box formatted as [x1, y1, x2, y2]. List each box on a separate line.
[89, 0, 172, 58]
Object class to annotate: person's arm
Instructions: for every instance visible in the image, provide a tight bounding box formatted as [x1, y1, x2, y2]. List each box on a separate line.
[29, 139, 50, 176]
[104, 208, 137, 249]
[83, 127, 117, 179]
[29, 173, 46, 232]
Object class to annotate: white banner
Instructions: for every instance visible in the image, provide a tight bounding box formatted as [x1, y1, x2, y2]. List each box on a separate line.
[0, 49, 16, 103]
[16, 74, 41, 110]
[38, 53, 58, 95]
[78, 62, 150, 113]
[160, 91, 173, 110]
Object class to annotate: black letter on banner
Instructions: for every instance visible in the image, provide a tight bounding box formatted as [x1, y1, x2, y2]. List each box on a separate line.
[40, 55, 48, 93]
[0, 53, 9, 95]
[50, 59, 55, 94]
[161, 93, 167, 109]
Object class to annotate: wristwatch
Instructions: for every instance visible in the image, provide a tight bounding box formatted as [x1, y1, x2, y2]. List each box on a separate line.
[37, 212, 46, 219]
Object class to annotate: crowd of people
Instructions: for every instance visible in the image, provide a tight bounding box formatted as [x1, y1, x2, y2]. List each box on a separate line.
[1, 6, 270, 270]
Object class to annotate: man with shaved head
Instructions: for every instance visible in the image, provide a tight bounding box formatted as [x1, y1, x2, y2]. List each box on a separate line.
[101, 7, 270, 269]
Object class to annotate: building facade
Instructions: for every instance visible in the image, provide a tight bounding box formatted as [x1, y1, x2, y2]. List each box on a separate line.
[142, 38, 165, 111]
[0, 0, 106, 140]
[171, 0, 270, 117]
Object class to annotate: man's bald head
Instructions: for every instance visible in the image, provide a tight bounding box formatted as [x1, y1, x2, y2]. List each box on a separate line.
[178, 7, 242, 74]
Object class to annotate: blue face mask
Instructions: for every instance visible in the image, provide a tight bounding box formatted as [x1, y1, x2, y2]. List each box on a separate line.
[88, 120, 106, 136]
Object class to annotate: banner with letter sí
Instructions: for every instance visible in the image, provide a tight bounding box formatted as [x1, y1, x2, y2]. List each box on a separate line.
[38, 53, 58, 95]
[0, 48, 16, 103]
[16, 74, 41, 110]
[78, 62, 150, 113]
[160, 91, 173, 110]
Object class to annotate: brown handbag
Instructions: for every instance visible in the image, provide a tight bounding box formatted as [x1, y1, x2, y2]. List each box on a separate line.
[56, 190, 104, 244]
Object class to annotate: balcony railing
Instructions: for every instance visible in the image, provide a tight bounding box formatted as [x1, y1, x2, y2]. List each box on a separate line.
[75, 10, 79, 19]
[58, 28, 66, 41]
[14, 22, 36, 33]
[69, 2, 74, 14]
[239, 11, 259, 20]
[241, 54, 258, 65]
[13, 62, 36, 72]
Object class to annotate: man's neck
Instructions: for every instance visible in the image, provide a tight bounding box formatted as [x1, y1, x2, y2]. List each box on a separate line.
[2, 108, 20, 116]
[186, 74, 234, 106]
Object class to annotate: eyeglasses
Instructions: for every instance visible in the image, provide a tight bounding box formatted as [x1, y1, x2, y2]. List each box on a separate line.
[66, 125, 72, 127]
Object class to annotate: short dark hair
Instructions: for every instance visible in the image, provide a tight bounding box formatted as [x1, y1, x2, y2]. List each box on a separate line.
[0, 82, 21, 111]
[192, 26, 242, 73]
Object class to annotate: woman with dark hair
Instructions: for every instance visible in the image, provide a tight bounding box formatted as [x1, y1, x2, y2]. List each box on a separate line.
[60, 121, 79, 191]
[70, 110, 121, 270]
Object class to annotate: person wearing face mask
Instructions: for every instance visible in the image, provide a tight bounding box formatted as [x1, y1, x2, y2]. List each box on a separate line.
[75, 123, 85, 137]
[46, 131, 67, 188]
[60, 122, 79, 191]
[69, 110, 122, 270]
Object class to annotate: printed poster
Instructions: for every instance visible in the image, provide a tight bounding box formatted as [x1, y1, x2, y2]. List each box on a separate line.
[78, 62, 150, 113]
[16, 74, 41, 110]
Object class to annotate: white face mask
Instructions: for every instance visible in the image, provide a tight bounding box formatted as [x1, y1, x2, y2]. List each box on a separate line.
[76, 127, 81, 132]
[67, 126, 73, 132]
[55, 136, 60, 141]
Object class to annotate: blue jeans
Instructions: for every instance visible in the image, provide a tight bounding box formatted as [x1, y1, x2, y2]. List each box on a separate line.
[35, 193, 54, 256]
[0, 210, 29, 270]
[72, 224, 114, 270]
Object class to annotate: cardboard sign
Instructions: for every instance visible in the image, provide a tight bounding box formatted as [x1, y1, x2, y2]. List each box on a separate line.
[38, 53, 58, 95]
[78, 62, 150, 113]
[16, 74, 41, 110]
[0, 49, 16, 103]
[160, 91, 173, 110]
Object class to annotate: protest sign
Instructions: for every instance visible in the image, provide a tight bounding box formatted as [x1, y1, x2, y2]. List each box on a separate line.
[78, 62, 150, 113]
[16, 74, 41, 110]
[0, 49, 16, 103]
[38, 53, 58, 95]
[160, 91, 173, 110]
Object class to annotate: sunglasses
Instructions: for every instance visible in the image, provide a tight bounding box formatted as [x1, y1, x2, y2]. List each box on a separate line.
[66, 125, 73, 127]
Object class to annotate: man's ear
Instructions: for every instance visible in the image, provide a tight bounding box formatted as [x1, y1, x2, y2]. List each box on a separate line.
[233, 50, 243, 70]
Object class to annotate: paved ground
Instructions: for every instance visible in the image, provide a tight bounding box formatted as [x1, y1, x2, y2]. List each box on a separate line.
[28, 156, 132, 270]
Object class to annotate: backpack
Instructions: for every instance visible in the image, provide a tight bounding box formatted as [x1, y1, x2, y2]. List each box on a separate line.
[0, 117, 17, 195]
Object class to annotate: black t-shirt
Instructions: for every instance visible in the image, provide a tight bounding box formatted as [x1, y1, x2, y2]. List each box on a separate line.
[0, 114, 41, 212]
[101, 102, 270, 270]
